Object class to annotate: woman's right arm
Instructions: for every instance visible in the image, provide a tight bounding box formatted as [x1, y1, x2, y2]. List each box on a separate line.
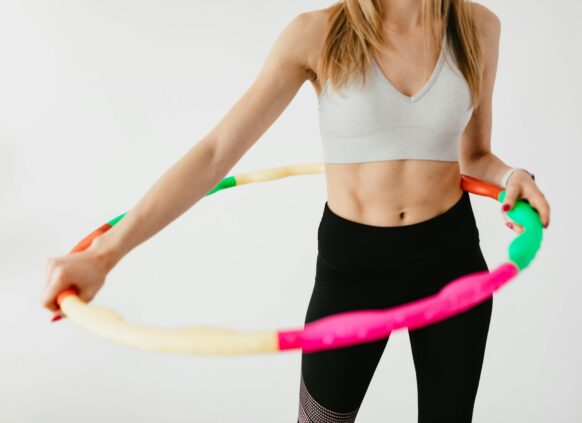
[42, 12, 320, 317]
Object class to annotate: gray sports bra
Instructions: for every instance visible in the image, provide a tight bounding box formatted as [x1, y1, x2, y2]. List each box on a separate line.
[317, 34, 474, 163]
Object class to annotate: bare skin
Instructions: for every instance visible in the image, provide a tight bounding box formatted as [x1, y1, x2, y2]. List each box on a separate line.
[309, 2, 549, 228]
[315, 8, 463, 227]
[43, 1, 550, 318]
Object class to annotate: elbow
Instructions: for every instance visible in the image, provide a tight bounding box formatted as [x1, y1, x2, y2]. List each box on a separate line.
[205, 131, 244, 179]
[460, 148, 492, 174]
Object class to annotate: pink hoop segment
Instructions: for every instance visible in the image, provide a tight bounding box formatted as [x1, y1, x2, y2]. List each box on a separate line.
[278, 262, 518, 353]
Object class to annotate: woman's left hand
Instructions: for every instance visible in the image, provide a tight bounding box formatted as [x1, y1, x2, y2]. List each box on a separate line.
[501, 169, 550, 234]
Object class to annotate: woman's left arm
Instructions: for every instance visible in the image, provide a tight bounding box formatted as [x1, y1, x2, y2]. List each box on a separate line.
[459, 3, 550, 231]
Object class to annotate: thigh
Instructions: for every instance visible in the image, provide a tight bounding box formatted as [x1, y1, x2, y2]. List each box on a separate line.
[297, 275, 389, 422]
[408, 246, 493, 422]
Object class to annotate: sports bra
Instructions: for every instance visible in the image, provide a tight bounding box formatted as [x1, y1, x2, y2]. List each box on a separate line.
[317, 33, 474, 164]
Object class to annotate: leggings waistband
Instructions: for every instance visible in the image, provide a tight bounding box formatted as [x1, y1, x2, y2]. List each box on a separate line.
[318, 190, 480, 263]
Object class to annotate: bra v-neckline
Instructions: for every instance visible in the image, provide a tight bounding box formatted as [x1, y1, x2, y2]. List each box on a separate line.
[371, 33, 447, 103]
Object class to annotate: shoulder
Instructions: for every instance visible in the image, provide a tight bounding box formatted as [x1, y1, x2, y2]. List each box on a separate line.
[469, 2, 501, 41]
[262, 8, 331, 81]
[282, 8, 333, 47]
[468, 2, 501, 74]
[256, 7, 334, 85]
[288, 8, 335, 79]
[293, 7, 334, 33]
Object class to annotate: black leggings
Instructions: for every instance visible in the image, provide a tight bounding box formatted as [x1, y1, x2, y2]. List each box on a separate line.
[297, 191, 493, 422]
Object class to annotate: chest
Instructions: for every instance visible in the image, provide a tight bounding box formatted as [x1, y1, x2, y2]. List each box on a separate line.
[317, 54, 474, 137]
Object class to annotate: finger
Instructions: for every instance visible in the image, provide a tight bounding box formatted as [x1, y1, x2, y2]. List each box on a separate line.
[79, 286, 97, 304]
[501, 209, 524, 233]
[52, 308, 64, 318]
[502, 213, 514, 229]
[41, 282, 58, 313]
[42, 266, 68, 313]
[504, 218, 523, 234]
[42, 258, 60, 302]
[502, 207, 515, 226]
[44, 258, 56, 280]
[502, 185, 521, 213]
[50, 306, 68, 322]
[528, 192, 550, 228]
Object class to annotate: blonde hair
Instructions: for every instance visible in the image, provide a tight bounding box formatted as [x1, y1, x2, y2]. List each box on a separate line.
[318, 0, 483, 108]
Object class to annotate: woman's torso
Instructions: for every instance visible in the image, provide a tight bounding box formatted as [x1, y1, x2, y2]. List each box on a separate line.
[307, 12, 473, 226]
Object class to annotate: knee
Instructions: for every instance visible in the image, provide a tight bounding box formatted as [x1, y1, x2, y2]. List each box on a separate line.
[297, 374, 360, 423]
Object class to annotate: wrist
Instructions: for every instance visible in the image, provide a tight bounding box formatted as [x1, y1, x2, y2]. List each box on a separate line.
[88, 234, 124, 272]
[500, 167, 535, 188]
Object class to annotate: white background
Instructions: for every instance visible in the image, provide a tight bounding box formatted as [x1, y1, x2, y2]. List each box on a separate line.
[1, 1, 580, 421]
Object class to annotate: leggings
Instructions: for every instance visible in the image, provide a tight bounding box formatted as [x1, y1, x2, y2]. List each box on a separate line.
[297, 190, 493, 422]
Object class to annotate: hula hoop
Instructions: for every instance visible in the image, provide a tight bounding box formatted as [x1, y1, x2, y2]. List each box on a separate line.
[55, 163, 543, 355]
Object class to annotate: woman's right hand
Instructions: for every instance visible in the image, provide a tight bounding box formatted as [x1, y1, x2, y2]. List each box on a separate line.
[42, 241, 117, 320]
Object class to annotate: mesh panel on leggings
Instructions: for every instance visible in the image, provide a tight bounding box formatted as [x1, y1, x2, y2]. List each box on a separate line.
[298, 373, 359, 423]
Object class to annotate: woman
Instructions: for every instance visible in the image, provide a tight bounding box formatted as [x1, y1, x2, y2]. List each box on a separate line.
[43, 0, 550, 421]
